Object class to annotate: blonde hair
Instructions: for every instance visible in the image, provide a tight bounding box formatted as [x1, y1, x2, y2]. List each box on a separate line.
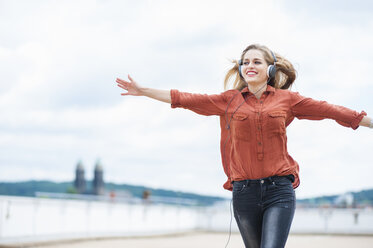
[224, 44, 297, 91]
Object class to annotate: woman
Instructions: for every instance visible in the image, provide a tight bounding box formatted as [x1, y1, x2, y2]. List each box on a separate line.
[116, 44, 371, 248]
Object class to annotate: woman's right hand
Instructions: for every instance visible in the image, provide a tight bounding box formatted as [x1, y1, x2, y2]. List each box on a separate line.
[116, 75, 172, 103]
[116, 75, 143, 96]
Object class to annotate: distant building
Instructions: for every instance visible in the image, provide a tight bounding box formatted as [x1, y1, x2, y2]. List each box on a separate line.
[93, 160, 104, 195]
[74, 161, 86, 194]
[73, 160, 105, 195]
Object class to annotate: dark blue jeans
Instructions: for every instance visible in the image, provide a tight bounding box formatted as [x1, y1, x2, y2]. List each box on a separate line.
[232, 176, 296, 248]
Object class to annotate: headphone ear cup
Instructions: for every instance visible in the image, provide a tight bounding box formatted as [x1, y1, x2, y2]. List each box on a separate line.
[238, 60, 243, 78]
[267, 65, 276, 79]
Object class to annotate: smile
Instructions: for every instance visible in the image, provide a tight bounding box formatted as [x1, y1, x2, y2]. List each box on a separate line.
[246, 71, 258, 75]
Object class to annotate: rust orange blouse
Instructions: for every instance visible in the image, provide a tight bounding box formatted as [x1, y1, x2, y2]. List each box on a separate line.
[170, 85, 366, 191]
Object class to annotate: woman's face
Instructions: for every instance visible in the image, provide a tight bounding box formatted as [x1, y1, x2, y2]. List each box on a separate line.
[241, 49, 269, 85]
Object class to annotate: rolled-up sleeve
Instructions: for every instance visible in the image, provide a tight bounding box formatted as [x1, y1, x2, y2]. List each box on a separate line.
[290, 92, 366, 130]
[171, 89, 228, 116]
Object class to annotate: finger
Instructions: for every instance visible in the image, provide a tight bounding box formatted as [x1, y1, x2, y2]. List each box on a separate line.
[117, 84, 127, 90]
[116, 78, 129, 85]
[117, 83, 126, 88]
[116, 80, 130, 88]
[128, 74, 134, 82]
[121, 92, 130, 96]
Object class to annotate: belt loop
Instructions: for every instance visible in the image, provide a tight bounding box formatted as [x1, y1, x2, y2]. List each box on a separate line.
[245, 179, 250, 187]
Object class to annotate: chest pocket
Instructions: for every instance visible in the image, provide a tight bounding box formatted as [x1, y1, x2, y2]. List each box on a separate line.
[231, 113, 251, 141]
[267, 111, 286, 137]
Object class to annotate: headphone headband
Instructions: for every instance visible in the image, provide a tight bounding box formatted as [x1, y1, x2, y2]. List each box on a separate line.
[270, 50, 277, 63]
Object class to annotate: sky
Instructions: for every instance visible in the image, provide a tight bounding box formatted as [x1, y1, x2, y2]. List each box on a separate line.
[0, 0, 372, 199]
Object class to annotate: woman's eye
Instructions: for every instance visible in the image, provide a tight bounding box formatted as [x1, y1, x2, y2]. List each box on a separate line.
[243, 61, 261, 65]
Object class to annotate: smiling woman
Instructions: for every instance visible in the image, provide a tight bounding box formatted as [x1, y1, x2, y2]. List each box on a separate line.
[115, 43, 371, 248]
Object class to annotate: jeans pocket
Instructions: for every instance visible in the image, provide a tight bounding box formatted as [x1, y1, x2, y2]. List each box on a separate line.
[273, 177, 292, 187]
[233, 181, 247, 194]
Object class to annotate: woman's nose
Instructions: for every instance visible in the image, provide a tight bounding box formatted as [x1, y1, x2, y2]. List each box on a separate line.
[247, 62, 255, 68]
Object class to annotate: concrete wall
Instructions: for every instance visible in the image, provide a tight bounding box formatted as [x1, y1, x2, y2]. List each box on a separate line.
[0, 196, 372, 245]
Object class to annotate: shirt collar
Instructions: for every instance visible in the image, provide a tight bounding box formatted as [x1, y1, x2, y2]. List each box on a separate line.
[240, 84, 276, 94]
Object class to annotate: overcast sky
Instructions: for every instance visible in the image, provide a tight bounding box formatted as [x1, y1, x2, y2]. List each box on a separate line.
[0, 0, 372, 199]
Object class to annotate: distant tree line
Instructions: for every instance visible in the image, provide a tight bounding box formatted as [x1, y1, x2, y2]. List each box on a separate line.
[0, 180, 225, 206]
[1, 180, 372, 207]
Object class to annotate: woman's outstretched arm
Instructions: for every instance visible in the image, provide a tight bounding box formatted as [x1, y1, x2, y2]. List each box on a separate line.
[290, 92, 369, 130]
[359, 116, 372, 128]
[116, 74, 229, 116]
[116, 75, 171, 104]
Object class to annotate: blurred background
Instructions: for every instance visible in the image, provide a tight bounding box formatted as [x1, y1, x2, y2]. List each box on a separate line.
[0, 0, 373, 245]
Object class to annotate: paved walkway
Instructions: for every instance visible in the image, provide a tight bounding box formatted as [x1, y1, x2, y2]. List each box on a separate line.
[27, 232, 373, 248]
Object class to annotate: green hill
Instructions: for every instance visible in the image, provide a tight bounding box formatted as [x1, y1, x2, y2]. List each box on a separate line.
[297, 189, 373, 207]
[1, 181, 372, 207]
[0, 180, 72, 197]
[0, 180, 225, 206]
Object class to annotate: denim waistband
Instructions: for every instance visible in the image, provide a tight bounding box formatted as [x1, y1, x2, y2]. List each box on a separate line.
[233, 175, 294, 185]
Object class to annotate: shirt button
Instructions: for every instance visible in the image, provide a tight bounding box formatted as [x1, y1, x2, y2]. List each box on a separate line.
[258, 142, 262, 145]
[260, 101, 263, 104]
